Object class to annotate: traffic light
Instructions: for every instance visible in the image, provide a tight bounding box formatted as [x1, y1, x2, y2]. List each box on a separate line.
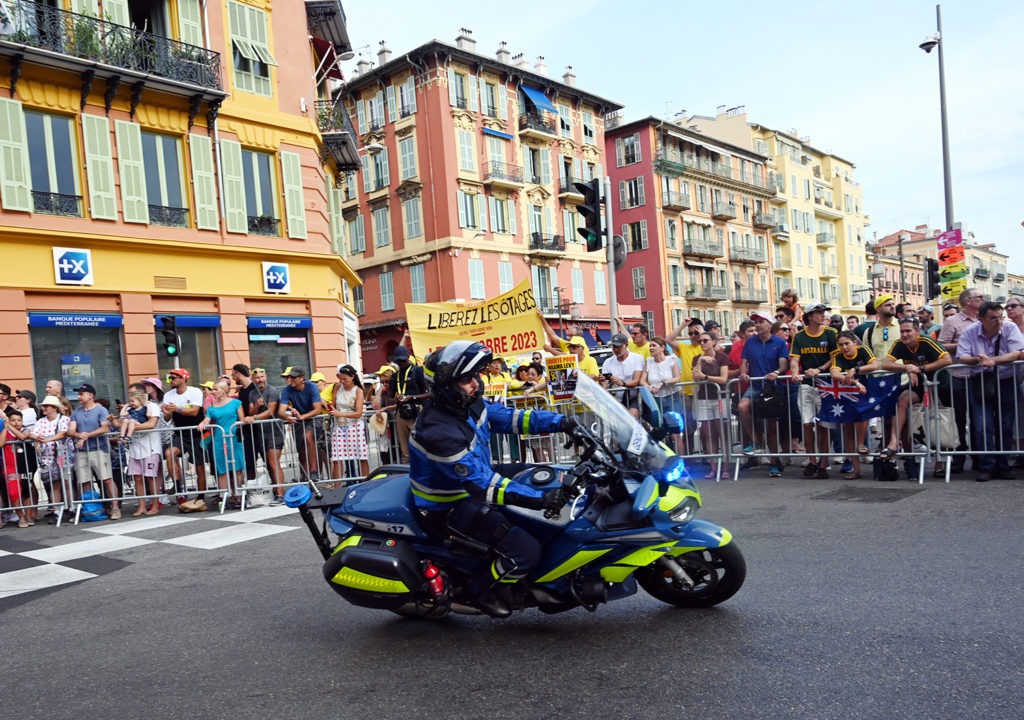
[925, 257, 940, 300]
[574, 178, 603, 252]
[159, 316, 180, 358]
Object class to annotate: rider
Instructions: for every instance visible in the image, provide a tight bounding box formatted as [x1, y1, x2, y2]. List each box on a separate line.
[409, 341, 578, 618]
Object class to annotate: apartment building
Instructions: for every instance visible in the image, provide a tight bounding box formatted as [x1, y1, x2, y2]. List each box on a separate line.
[874, 224, 1010, 304]
[603, 114, 776, 337]
[689, 108, 872, 316]
[0, 0, 361, 400]
[337, 31, 622, 366]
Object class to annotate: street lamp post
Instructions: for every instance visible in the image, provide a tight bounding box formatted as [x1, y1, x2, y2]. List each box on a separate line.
[920, 4, 955, 231]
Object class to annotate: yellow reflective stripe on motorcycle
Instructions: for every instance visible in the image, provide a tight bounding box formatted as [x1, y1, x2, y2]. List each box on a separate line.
[536, 549, 612, 583]
[490, 560, 501, 580]
[617, 543, 673, 567]
[330, 534, 362, 555]
[658, 486, 701, 512]
[410, 487, 470, 503]
[330, 567, 409, 593]
[644, 485, 658, 509]
[371, 474, 386, 481]
[600, 565, 637, 583]
[496, 478, 510, 505]
[718, 528, 733, 547]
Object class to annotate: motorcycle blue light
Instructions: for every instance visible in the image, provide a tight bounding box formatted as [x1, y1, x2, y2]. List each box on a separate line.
[285, 485, 313, 508]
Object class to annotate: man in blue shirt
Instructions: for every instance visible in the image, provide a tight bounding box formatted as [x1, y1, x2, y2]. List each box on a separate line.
[69, 383, 119, 519]
[737, 312, 791, 476]
[278, 367, 324, 482]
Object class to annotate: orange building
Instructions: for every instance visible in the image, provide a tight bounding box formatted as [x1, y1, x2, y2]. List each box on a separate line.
[337, 31, 623, 366]
[0, 0, 361, 401]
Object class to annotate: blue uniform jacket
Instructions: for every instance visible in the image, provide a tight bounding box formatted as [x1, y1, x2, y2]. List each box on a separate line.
[408, 398, 564, 511]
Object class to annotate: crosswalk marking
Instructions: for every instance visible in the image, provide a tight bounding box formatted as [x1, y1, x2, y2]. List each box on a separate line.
[21, 535, 154, 564]
[209, 505, 296, 523]
[0, 565, 96, 599]
[162, 523, 294, 549]
[84, 515, 200, 535]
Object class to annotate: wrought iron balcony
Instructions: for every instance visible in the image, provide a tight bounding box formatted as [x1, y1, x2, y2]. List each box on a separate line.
[314, 99, 360, 171]
[682, 238, 724, 258]
[729, 245, 767, 264]
[32, 191, 81, 216]
[399, 102, 416, 118]
[711, 201, 736, 220]
[733, 288, 768, 303]
[528, 233, 566, 254]
[771, 222, 790, 238]
[0, 0, 223, 96]
[974, 266, 991, 278]
[994, 272, 1006, 282]
[653, 151, 686, 177]
[661, 190, 691, 211]
[686, 283, 729, 300]
[752, 211, 774, 228]
[519, 113, 557, 136]
[248, 215, 281, 236]
[483, 161, 524, 187]
[559, 176, 584, 196]
[453, 96, 469, 110]
[816, 232, 837, 247]
[149, 204, 188, 227]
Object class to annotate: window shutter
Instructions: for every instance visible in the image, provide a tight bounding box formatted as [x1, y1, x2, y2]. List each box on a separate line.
[508, 199, 516, 236]
[177, 0, 203, 46]
[488, 196, 497, 232]
[114, 120, 149, 224]
[73, 0, 98, 15]
[478, 193, 487, 231]
[497, 84, 507, 120]
[595, 163, 602, 181]
[355, 215, 365, 252]
[572, 157, 582, 182]
[618, 181, 626, 210]
[539, 150, 550, 185]
[386, 86, 396, 123]
[640, 220, 648, 249]
[0, 98, 32, 212]
[280, 151, 307, 239]
[447, 68, 457, 106]
[637, 176, 645, 206]
[379, 147, 389, 186]
[457, 190, 467, 228]
[621, 223, 627, 243]
[521, 147, 532, 181]
[246, 4, 277, 65]
[361, 155, 371, 193]
[405, 77, 417, 113]
[467, 75, 478, 113]
[562, 209, 572, 242]
[81, 114, 117, 220]
[544, 206, 552, 235]
[105, 0, 130, 26]
[218, 138, 247, 233]
[188, 133, 219, 230]
[330, 186, 346, 254]
[615, 138, 623, 167]
[557, 155, 566, 181]
[355, 100, 365, 135]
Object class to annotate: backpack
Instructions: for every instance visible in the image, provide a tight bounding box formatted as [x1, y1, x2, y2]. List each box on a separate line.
[80, 490, 109, 522]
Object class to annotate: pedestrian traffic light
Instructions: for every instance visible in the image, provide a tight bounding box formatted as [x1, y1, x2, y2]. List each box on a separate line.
[159, 316, 180, 357]
[925, 257, 940, 300]
[574, 178, 603, 252]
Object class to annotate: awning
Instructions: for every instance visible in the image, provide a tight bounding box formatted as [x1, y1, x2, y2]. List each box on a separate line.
[311, 38, 344, 80]
[482, 128, 514, 141]
[682, 216, 714, 227]
[521, 84, 557, 114]
[684, 259, 718, 269]
[595, 329, 610, 344]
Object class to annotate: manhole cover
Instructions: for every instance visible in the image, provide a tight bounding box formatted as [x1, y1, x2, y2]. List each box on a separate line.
[811, 485, 925, 503]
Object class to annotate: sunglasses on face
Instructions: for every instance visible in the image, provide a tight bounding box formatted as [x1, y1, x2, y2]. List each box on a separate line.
[780, 326, 791, 331]
[1006, 304, 1022, 309]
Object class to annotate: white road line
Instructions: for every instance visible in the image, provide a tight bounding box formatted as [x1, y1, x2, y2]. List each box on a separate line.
[162, 523, 295, 549]
[209, 505, 296, 523]
[0, 550, 11, 557]
[0, 564, 96, 598]
[21, 535, 155, 563]
[83, 515, 200, 535]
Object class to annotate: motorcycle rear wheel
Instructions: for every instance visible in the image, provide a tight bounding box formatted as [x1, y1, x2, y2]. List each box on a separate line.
[635, 544, 746, 608]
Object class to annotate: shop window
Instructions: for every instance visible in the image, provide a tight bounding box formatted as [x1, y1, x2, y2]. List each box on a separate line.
[29, 314, 125, 405]
[247, 318, 313, 379]
[153, 317, 221, 386]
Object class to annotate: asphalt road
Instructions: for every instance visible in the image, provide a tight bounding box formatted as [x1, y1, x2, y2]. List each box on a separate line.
[3, 474, 1023, 720]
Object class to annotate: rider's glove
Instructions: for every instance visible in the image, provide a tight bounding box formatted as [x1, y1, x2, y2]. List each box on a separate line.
[541, 487, 571, 511]
[559, 415, 581, 435]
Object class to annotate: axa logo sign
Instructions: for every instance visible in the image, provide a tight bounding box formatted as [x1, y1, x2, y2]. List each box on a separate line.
[262, 262, 290, 294]
[53, 247, 94, 286]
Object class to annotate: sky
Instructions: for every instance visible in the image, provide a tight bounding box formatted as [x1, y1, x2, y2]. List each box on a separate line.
[338, 0, 1024, 274]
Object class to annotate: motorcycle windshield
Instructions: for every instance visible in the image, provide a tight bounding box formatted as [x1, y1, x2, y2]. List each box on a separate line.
[572, 373, 671, 473]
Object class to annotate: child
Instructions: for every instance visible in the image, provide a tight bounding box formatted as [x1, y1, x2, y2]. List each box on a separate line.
[119, 389, 162, 515]
[118, 391, 149, 439]
[830, 330, 879, 479]
[2, 409, 33, 527]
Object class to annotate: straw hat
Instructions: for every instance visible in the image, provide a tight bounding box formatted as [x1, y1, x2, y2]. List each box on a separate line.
[369, 412, 388, 435]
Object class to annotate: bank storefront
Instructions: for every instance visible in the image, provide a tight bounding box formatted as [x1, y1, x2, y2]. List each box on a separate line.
[29, 313, 127, 403]
[247, 316, 314, 377]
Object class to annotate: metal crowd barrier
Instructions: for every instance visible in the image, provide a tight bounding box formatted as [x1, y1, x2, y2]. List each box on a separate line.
[1, 437, 75, 526]
[931, 360, 1024, 481]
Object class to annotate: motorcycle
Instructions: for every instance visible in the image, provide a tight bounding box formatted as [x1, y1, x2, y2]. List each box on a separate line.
[285, 373, 745, 618]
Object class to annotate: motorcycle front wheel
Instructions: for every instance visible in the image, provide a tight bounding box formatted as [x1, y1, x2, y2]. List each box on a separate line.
[635, 543, 746, 608]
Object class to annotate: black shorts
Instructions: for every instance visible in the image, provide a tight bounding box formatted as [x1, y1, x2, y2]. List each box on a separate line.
[170, 427, 206, 461]
[240, 423, 285, 470]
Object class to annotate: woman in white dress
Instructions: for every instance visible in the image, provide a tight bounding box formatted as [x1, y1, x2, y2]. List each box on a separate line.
[329, 365, 368, 481]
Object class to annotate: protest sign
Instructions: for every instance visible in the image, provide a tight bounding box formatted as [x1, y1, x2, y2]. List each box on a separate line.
[545, 355, 579, 402]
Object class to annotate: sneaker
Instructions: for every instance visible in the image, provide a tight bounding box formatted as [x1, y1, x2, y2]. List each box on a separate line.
[768, 465, 782, 477]
[802, 463, 818, 477]
[270, 495, 285, 506]
[739, 458, 759, 471]
[742, 443, 758, 455]
[109, 506, 122, 520]
[840, 460, 854, 474]
[815, 465, 830, 479]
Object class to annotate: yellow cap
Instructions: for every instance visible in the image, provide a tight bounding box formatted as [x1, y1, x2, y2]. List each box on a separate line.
[310, 372, 327, 382]
[874, 294, 895, 309]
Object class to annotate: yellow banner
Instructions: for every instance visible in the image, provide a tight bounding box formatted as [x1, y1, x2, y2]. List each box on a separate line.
[406, 279, 544, 358]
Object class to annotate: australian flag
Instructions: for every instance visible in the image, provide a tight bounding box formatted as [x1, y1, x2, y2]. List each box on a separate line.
[815, 374, 901, 423]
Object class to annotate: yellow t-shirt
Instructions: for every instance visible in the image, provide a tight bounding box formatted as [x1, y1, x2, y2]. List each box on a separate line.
[674, 342, 704, 396]
[577, 355, 599, 377]
[629, 340, 652, 361]
[319, 383, 335, 413]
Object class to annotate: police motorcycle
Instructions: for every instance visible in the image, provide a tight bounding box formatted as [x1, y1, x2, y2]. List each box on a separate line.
[285, 373, 745, 618]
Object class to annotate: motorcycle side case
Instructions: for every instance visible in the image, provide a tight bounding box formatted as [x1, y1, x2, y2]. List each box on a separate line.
[322, 536, 423, 610]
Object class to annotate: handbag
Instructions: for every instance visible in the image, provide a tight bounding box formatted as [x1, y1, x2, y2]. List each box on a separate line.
[753, 382, 787, 419]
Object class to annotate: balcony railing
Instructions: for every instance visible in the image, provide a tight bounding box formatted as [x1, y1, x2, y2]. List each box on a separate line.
[711, 201, 736, 220]
[313, 99, 360, 171]
[149, 204, 188, 227]
[1, 0, 222, 92]
[686, 283, 729, 300]
[730, 245, 767, 263]
[519, 113, 557, 135]
[528, 233, 565, 254]
[974, 267, 991, 278]
[453, 96, 468, 110]
[994, 272, 1006, 282]
[816, 232, 837, 247]
[662, 190, 691, 211]
[484, 161, 524, 185]
[752, 211, 774, 228]
[654, 151, 687, 177]
[248, 216, 281, 236]
[559, 176, 584, 195]
[734, 288, 768, 303]
[682, 238, 724, 258]
[772, 223, 790, 237]
[32, 191, 81, 217]
[399, 102, 416, 118]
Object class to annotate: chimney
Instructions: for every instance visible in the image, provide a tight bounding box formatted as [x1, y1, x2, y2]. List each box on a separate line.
[377, 40, 391, 65]
[455, 27, 476, 51]
[355, 55, 371, 76]
[562, 65, 576, 87]
[534, 55, 548, 76]
[512, 53, 529, 70]
[496, 41, 511, 64]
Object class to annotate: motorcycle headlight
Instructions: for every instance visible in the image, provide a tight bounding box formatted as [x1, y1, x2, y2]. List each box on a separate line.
[669, 497, 700, 523]
[657, 484, 701, 521]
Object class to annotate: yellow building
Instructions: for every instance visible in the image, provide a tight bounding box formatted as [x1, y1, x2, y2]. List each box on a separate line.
[0, 0, 361, 400]
[688, 108, 872, 315]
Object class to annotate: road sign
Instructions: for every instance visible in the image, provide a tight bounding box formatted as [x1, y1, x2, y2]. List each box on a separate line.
[262, 262, 290, 294]
[936, 228, 963, 250]
[938, 262, 967, 283]
[53, 247, 94, 285]
[937, 244, 964, 266]
[940, 278, 967, 300]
